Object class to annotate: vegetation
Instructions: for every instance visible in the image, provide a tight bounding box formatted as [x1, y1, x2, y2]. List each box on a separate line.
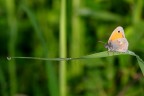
[0, 0, 144, 96]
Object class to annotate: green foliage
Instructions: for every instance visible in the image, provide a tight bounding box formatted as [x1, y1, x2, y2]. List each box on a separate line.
[0, 0, 144, 96]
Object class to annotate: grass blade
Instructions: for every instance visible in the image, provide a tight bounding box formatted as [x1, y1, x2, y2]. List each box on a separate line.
[81, 50, 144, 76]
[10, 50, 144, 76]
[59, 0, 67, 95]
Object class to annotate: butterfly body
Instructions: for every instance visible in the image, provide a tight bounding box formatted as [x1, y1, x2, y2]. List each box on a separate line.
[105, 26, 128, 52]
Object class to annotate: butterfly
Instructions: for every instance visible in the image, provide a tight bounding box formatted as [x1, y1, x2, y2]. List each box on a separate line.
[105, 26, 128, 52]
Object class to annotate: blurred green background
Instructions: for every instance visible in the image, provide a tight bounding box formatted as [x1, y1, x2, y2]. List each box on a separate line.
[0, 0, 144, 96]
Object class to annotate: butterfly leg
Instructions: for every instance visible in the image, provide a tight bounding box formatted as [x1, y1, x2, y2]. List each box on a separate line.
[107, 51, 110, 56]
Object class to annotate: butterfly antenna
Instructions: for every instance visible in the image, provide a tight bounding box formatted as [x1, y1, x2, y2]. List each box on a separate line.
[98, 41, 106, 44]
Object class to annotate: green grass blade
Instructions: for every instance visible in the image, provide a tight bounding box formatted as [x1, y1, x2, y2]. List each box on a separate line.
[81, 50, 135, 58]
[5, 0, 17, 95]
[59, 0, 67, 95]
[80, 50, 144, 76]
[10, 50, 144, 76]
[20, 4, 59, 96]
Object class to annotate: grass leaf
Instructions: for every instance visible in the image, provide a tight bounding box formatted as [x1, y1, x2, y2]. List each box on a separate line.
[80, 50, 144, 76]
[10, 50, 144, 76]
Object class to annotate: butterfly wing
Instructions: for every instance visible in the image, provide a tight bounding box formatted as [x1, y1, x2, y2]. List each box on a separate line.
[108, 26, 125, 42]
[109, 38, 128, 52]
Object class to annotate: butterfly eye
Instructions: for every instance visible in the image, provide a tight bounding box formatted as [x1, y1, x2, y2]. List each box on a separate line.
[118, 30, 120, 33]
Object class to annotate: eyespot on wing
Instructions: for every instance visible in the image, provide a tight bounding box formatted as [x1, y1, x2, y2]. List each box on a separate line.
[108, 26, 125, 41]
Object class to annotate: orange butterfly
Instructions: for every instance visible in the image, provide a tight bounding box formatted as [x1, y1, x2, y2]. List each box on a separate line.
[105, 26, 128, 52]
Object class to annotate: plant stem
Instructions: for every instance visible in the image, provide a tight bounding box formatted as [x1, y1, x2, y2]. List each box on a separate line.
[5, 0, 17, 95]
[59, 0, 67, 96]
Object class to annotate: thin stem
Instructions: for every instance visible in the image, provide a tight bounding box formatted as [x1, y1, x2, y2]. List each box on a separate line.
[59, 0, 67, 95]
[5, 0, 17, 95]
